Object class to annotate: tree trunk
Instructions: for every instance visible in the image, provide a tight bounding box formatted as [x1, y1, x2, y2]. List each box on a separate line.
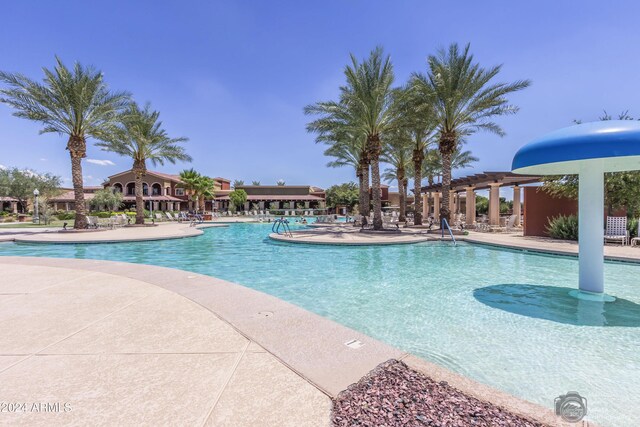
[133, 159, 147, 225]
[67, 136, 87, 229]
[398, 177, 406, 222]
[439, 132, 457, 224]
[369, 135, 383, 230]
[397, 166, 406, 222]
[403, 178, 409, 221]
[357, 168, 365, 216]
[413, 148, 425, 225]
[361, 161, 370, 217]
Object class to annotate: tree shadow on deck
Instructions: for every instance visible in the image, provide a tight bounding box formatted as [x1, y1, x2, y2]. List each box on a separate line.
[473, 284, 640, 327]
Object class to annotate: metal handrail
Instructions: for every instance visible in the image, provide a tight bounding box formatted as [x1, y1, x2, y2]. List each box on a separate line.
[441, 218, 457, 245]
[272, 218, 293, 237]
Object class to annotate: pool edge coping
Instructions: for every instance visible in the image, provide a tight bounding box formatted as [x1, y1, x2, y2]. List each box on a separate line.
[461, 235, 640, 264]
[0, 256, 584, 427]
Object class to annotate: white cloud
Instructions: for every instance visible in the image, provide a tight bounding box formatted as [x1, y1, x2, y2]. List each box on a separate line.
[86, 159, 115, 166]
[39, 158, 47, 161]
[0, 164, 5, 170]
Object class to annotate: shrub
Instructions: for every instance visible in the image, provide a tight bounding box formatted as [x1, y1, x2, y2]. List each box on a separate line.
[56, 211, 75, 220]
[546, 214, 579, 240]
[628, 218, 639, 239]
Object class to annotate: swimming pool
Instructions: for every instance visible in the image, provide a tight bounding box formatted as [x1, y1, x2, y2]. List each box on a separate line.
[1, 223, 638, 426]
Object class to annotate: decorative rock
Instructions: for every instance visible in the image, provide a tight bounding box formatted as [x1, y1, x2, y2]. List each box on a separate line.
[331, 359, 547, 427]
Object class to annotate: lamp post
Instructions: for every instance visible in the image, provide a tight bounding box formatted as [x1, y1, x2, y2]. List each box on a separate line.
[33, 188, 40, 224]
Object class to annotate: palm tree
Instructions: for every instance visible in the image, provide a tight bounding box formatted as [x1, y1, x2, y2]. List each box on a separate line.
[0, 57, 129, 229]
[194, 175, 215, 212]
[277, 179, 286, 186]
[251, 180, 261, 186]
[180, 168, 200, 211]
[412, 43, 530, 222]
[321, 131, 370, 216]
[393, 86, 436, 225]
[96, 102, 190, 224]
[232, 179, 244, 188]
[306, 47, 396, 230]
[381, 130, 411, 221]
[423, 147, 478, 185]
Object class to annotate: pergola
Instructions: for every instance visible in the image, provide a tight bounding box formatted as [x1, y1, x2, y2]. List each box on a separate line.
[420, 172, 541, 227]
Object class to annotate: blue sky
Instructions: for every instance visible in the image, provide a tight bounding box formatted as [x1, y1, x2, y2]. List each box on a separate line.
[2, 1, 640, 194]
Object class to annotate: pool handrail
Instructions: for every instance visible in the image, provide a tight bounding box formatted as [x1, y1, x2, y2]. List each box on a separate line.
[272, 218, 293, 237]
[441, 218, 457, 245]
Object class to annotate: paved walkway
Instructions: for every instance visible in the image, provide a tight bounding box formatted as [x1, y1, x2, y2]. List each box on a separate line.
[464, 231, 640, 262]
[0, 260, 330, 426]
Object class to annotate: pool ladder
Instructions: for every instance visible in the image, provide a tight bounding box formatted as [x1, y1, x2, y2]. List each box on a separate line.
[441, 218, 457, 245]
[272, 218, 293, 238]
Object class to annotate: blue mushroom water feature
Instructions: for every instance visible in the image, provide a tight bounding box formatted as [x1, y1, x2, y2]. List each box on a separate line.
[512, 120, 640, 301]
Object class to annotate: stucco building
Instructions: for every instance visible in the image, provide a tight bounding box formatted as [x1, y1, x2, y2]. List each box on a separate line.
[50, 170, 231, 212]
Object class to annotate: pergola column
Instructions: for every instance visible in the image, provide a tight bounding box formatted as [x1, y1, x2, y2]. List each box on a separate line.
[455, 192, 461, 214]
[489, 183, 501, 226]
[433, 192, 441, 222]
[422, 193, 428, 219]
[53, 202, 58, 211]
[11, 202, 17, 213]
[64, 202, 69, 212]
[448, 190, 455, 214]
[513, 185, 521, 226]
[465, 186, 476, 226]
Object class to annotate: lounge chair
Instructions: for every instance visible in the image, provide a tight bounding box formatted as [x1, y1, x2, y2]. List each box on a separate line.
[165, 212, 176, 221]
[604, 216, 628, 245]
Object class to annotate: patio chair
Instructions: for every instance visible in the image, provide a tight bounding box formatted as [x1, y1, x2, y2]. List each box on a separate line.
[604, 216, 628, 245]
[154, 213, 164, 222]
[504, 214, 518, 232]
[85, 215, 99, 229]
[165, 212, 176, 221]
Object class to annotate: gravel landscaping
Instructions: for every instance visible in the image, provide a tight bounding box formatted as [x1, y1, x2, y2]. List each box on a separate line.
[332, 359, 547, 427]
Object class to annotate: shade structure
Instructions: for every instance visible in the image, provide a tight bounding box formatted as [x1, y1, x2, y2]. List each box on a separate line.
[512, 120, 640, 174]
[512, 120, 640, 301]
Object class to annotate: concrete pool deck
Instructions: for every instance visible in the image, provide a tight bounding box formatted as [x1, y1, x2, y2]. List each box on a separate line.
[0, 258, 331, 426]
[0, 223, 226, 244]
[0, 256, 581, 427]
[464, 231, 640, 263]
[269, 226, 433, 245]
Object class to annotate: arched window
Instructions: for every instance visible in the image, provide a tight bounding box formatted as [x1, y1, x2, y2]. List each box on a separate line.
[165, 187, 171, 195]
[126, 183, 135, 196]
[152, 183, 162, 196]
[143, 183, 149, 196]
[113, 183, 123, 193]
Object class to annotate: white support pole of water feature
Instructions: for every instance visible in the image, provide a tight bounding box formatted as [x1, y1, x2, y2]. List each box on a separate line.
[574, 161, 614, 301]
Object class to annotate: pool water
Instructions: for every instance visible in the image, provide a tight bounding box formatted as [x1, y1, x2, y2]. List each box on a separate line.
[1, 223, 638, 426]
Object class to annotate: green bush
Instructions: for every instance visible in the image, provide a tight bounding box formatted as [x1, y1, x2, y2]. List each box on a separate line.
[0, 211, 7, 217]
[95, 212, 112, 218]
[3, 217, 15, 223]
[56, 211, 75, 220]
[628, 218, 639, 239]
[546, 214, 579, 240]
